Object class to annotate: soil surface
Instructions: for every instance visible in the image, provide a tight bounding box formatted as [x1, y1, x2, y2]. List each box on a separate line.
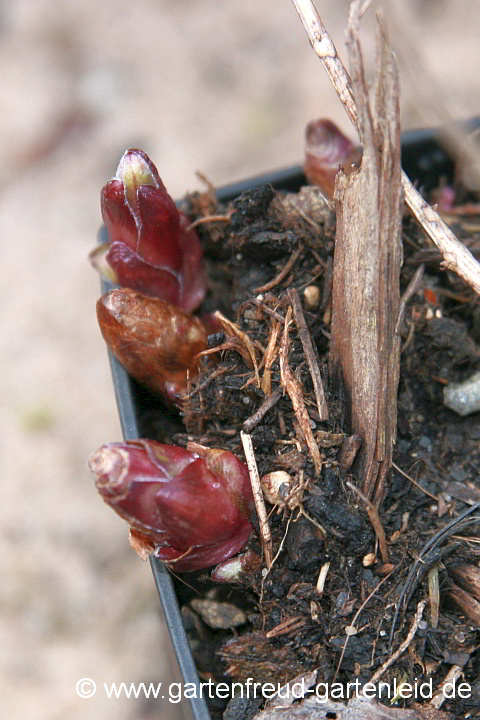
[130, 174, 480, 719]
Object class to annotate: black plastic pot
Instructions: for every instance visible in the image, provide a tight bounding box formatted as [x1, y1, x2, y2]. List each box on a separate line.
[100, 121, 479, 720]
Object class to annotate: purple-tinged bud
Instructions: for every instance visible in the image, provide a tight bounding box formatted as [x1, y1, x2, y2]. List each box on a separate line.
[304, 119, 362, 199]
[88, 440, 254, 572]
[90, 149, 206, 313]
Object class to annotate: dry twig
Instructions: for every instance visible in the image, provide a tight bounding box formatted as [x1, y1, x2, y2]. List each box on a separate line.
[279, 307, 324, 475]
[254, 247, 302, 294]
[392, 461, 440, 502]
[347, 481, 389, 564]
[243, 387, 283, 432]
[368, 600, 427, 686]
[240, 430, 273, 567]
[214, 310, 261, 387]
[396, 264, 424, 333]
[289, 288, 329, 420]
[291, 0, 480, 295]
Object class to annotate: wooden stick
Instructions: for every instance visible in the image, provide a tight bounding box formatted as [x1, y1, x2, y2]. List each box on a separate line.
[240, 430, 273, 567]
[291, 0, 480, 295]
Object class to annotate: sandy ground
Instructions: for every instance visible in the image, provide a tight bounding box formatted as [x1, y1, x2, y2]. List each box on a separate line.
[1, 1, 478, 719]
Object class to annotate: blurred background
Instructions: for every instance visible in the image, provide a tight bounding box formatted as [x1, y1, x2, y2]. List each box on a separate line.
[0, 1, 478, 718]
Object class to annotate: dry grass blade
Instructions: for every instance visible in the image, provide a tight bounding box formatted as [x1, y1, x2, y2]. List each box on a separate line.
[346, 481, 389, 564]
[289, 288, 329, 420]
[261, 320, 282, 395]
[279, 307, 323, 475]
[214, 310, 261, 387]
[291, 0, 480, 295]
[427, 566, 440, 629]
[240, 430, 273, 568]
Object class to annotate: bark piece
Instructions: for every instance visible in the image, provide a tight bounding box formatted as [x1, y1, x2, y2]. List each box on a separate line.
[448, 563, 480, 602]
[444, 583, 480, 625]
[218, 631, 303, 685]
[328, 11, 403, 502]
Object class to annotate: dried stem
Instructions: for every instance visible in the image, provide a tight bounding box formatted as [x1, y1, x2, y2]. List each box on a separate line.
[254, 247, 302, 294]
[332, 567, 394, 683]
[291, 0, 480, 295]
[347, 481, 389, 563]
[368, 600, 427, 686]
[240, 430, 273, 567]
[289, 288, 329, 420]
[279, 307, 324, 475]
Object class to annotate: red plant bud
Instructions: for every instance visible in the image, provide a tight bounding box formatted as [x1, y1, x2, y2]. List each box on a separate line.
[96, 288, 208, 404]
[88, 440, 254, 572]
[304, 119, 362, 199]
[90, 148, 206, 312]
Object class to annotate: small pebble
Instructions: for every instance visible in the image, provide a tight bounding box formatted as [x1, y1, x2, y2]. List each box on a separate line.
[190, 599, 247, 629]
[443, 370, 480, 416]
[419, 435, 432, 450]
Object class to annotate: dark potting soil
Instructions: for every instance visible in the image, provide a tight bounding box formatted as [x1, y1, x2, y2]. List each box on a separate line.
[132, 180, 480, 719]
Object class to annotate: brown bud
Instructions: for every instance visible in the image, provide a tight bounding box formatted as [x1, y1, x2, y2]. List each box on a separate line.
[97, 288, 208, 404]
